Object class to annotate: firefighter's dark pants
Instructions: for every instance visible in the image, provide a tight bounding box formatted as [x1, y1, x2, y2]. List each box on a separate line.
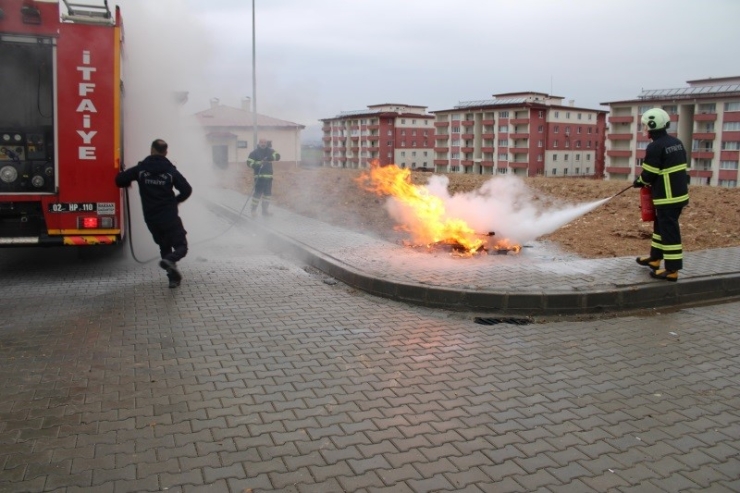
[146, 216, 188, 266]
[251, 177, 273, 214]
[650, 206, 684, 271]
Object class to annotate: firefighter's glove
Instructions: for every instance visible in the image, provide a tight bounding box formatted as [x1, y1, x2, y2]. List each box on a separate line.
[632, 179, 644, 188]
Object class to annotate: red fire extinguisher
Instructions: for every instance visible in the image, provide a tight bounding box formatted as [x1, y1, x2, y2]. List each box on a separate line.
[640, 186, 655, 222]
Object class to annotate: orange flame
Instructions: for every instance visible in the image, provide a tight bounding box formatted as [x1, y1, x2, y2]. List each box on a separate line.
[357, 162, 484, 253]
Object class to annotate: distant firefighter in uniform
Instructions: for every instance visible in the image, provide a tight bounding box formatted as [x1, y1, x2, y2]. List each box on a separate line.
[246, 138, 280, 217]
[115, 139, 192, 288]
[633, 108, 689, 282]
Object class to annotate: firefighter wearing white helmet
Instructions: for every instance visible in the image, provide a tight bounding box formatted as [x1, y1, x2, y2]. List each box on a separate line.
[633, 108, 689, 282]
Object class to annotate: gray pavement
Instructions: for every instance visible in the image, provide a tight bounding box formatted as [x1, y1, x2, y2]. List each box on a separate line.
[0, 192, 739, 493]
[204, 187, 740, 316]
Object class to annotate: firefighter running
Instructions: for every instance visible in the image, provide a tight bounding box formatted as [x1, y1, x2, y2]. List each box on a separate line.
[247, 138, 280, 217]
[116, 139, 193, 288]
[633, 108, 689, 282]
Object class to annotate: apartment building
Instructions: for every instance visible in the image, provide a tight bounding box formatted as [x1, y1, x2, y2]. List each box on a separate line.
[602, 76, 740, 187]
[432, 92, 607, 177]
[320, 104, 435, 169]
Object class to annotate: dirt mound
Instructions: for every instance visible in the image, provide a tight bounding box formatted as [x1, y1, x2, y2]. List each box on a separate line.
[227, 164, 740, 259]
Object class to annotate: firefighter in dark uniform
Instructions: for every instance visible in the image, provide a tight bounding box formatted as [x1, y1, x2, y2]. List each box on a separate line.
[633, 108, 689, 282]
[115, 139, 192, 288]
[247, 138, 280, 217]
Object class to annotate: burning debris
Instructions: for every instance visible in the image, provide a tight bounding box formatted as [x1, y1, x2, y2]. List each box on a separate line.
[357, 162, 522, 257]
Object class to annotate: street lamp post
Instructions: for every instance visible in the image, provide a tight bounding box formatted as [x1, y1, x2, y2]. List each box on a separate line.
[251, 0, 257, 147]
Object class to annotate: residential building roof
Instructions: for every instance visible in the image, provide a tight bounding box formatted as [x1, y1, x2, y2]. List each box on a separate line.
[194, 99, 305, 129]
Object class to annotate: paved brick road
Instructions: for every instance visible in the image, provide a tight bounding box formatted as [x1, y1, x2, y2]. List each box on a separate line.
[1, 225, 739, 492]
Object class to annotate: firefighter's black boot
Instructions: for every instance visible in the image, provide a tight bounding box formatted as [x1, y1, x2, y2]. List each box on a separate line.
[160, 259, 182, 283]
[636, 257, 661, 271]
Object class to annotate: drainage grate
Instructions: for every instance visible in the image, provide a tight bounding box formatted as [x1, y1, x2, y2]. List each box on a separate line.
[474, 317, 533, 326]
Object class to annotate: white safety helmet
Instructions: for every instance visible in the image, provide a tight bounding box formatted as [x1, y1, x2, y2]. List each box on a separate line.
[641, 108, 670, 131]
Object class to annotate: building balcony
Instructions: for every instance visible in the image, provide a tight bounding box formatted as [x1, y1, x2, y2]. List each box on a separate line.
[688, 169, 712, 178]
[721, 150, 740, 160]
[719, 169, 738, 180]
[461, 120, 475, 127]
[606, 150, 632, 157]
[509, 162, 528, 169]
[510, 147, 529, 154]
[367, 125, 379, 130]
[510, 133, 529, 140]
[323, 136, 331, 142]
[481, 133, 494, 139]
[636, 149, 646, 159]
[434, 121, 450, 127]
[608, 115, 634, 124]
[482, 119, 494, 125]
[461, 133, 475, 139]
[606, 166, 631, 174]
[435, 134, 449, 140]
[481, 146, 494, 152]
[608, 133, 633, 141]
[337, 157, 347, 162]
[322, 125, 330, 131]
[367, 135, 379, 141]
[461, 160, 474, 166]
[434, 159, 448, 165]
[461, 147, 474, 153]
[693, 150, 715, 159]
[511, 118, 529, 125]
[350, 135, 360, 140]
[350, 147, 359, 151]
[481, 160, 494, 167]
[434, 147, 448, 153]
[694, 113, 717, 122]
[692, 132, 716, 140]
[323, 156, 332, 162]
[724, 131, 740, 141]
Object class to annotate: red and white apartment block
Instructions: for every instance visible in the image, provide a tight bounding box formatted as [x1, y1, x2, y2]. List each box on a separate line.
[431, 92, 607, 177]
[321, 94, 608, 178]
[321, 104, 435, 169]
[603, 76, 740, 188]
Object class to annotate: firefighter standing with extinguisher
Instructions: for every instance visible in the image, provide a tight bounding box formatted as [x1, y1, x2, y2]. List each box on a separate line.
[633, 108, 689, 282]
[247, 139, 280, 217]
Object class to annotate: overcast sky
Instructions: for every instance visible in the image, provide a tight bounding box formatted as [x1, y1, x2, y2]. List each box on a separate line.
[119, 0, 740, 139]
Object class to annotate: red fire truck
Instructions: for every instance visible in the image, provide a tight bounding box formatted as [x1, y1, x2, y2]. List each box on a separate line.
[0, 0, 124, 247]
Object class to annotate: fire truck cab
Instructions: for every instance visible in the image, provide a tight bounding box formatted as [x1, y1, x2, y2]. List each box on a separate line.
[0, 0, 124, 246]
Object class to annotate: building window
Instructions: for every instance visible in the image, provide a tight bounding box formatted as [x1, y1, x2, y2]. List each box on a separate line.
[401, 130, 406, 136]
[554, 125, 559, 133]
[586, 154, 591, 161]
[538, 125, 544, 133]
[452, 126, 460, 133]
[575, 167, 580, 174]
[662, 105, 678, 115]
[564, 168, 569, 175]
[588, 114, 593, 120]
[498, 139, 509, 147]
[499, 125, 509, 133]
[576, 154, 580, 161]
[499, 111, 509, 118]
[553, 154, 558, 161]
[577, 127, 582, 134]
[723, 122, 740, 131]
[237, 140, 248, 148]
[722, 141, 740, 150]
[566, 112, 571, 118]
[552, 168, 557, 175]
[400, 151, 406, 157]
[577, 113, 582, 120]
[554, 111, 559, 118]
[564, 154, 569, 161]
[498, 153, 507, 160]
[538, 154, 543, 162]
[588, 127, 592, 134]
[401, 119, 406, 124]
[538, 111, 544, 118]
[719, 180, 737, 187]
[412, 151, 417, 157]
[553, 141, 559, 148]
[538, 140, 543, 147]
[724, 101, 740, 112]
[565, 141, 570, 148]
[721, 160, 739, 169]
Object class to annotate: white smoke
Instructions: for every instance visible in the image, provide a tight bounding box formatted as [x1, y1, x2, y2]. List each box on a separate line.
[390, 174, 607, 244]
[114, 0, 225, 254]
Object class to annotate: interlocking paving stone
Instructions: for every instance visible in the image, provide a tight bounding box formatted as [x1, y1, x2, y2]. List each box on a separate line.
[1, 195, 740, 492]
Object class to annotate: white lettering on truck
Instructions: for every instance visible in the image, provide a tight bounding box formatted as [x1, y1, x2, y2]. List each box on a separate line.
[76, 50, 98, 160]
